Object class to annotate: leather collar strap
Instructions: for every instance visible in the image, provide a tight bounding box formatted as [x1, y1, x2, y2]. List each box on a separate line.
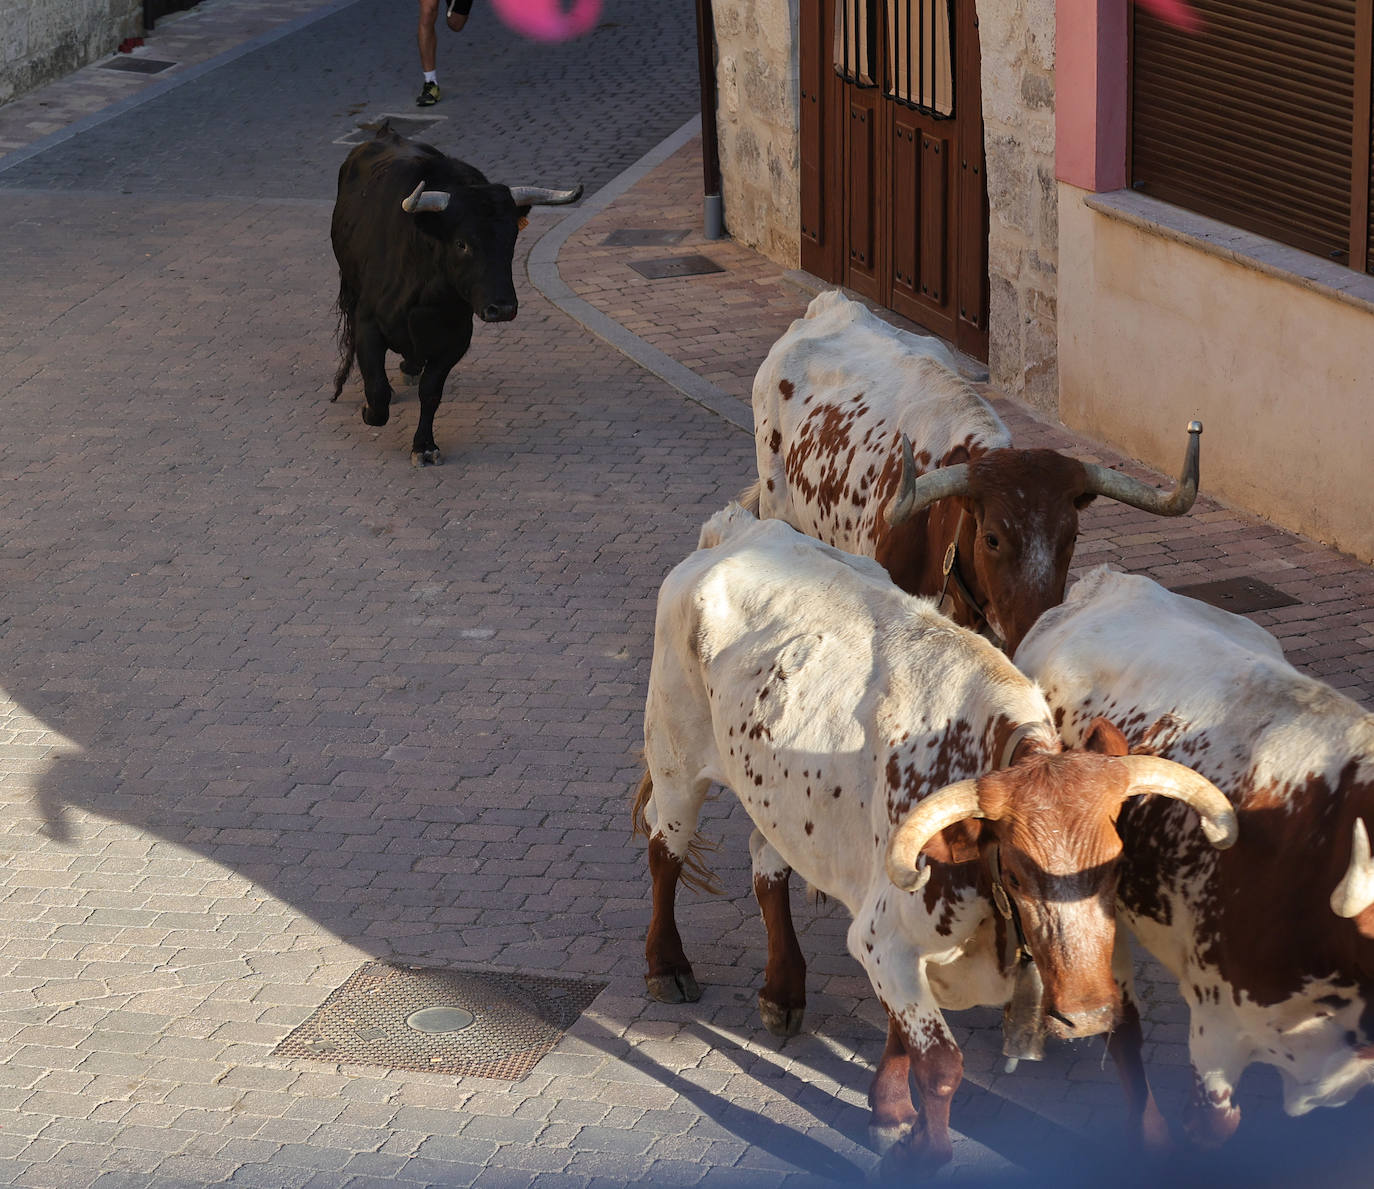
[939, 511, 1003, 650]
[999, 722, 1051, 770]
[989, 842, 1033, 967]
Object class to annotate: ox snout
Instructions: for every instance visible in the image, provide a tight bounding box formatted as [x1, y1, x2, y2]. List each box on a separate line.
[1043, 1000, 1120, 1040]
[478, 300, 518, 323]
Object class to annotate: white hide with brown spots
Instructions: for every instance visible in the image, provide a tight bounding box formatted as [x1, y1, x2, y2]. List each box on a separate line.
[1017, 567, 1374, 1129]
[641, 505, 1055, 1040]
[752, 289, 1006, 553]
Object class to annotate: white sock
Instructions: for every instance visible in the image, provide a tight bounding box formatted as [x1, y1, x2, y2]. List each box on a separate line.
[423, 71, 437, 84]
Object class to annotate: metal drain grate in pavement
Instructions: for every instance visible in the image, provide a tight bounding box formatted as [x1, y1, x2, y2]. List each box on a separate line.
[335, 115, 445, 146]
[100, 57, 177, 74]
[601, 228, 688, 247]
[1169, 575, 1300, 613]
[628, 254, 725, 279]
[274, 962, 605, 1080]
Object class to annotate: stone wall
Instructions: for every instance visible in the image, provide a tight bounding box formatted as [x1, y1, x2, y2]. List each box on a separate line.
[708, 0, 1058, 397]
[0, 0, 143, 106]
[711, 0, 803, 267]
[976, 0, 1058, 413]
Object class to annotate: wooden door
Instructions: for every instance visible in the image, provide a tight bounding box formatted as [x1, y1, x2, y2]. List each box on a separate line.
[801, 0, 989, 360]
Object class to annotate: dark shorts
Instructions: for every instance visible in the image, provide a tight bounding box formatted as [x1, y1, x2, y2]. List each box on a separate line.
[448, 0, 474, 16]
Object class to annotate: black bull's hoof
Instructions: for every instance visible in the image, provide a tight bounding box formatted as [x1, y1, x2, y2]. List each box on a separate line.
[411, 447, 444, 467]
[361, 402, 389, 427]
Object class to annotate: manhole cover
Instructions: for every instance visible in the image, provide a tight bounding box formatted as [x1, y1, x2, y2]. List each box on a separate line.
[99, 57, 177, 74]
[601, 228, 689, 247]
[1169, 575, 1300, 613]
[628, 254, 725, 279]
[335, 115, 445, 146]
[274, 962, 604, 1080]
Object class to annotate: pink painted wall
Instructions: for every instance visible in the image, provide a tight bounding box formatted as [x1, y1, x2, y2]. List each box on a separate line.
[1055, 0, 1128, 192]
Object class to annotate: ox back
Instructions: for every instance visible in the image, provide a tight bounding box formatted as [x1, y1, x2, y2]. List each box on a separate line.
[1017, 567, 1374, 1143]
[752, 289, 1008, 585]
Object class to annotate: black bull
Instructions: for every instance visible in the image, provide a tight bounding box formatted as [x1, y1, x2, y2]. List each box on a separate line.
[330, 124, 581, 465]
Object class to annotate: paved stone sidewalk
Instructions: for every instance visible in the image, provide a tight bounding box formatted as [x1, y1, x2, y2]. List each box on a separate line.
[0, 2, 1370, 1188]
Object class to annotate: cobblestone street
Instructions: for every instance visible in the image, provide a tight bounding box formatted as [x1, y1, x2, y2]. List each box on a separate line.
[0, 2, 1371, 1186]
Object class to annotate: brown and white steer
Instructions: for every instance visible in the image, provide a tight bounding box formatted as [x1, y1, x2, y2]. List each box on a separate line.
[1016, 568, 1374, 1149]
[634, 506, 1236, 1169]
[749, 289, 1201, 654]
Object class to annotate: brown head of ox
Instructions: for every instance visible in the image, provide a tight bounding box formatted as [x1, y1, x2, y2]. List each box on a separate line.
[886, 721, 1237, 1039]
[881, 423, 1203, 655]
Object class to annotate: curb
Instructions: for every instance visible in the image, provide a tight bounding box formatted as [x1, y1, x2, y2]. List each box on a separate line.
[526, 114, 754, 435]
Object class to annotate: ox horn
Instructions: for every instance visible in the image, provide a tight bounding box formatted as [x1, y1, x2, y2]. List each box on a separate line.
[886, 779, 987, 892]
[508, 184, 584, 207]
[1082, 421, 1202, 517]
[883, 433, 973, 527]
[1117, 755, 1237, 849]
[1331, 819, 1374, 919]
[401, 181, 451, 214]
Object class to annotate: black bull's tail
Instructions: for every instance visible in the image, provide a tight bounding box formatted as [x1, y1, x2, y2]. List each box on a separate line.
[331, 277, 357, 400]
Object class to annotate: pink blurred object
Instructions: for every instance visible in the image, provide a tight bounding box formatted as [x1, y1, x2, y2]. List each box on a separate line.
[1136, 0, 1203, 32]
[489, 0, 601, 42]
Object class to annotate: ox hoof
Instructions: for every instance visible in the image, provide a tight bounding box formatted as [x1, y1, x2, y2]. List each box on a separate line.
[758, 994, 804, 1038]
[645, 971, 701, 1004]
[1184, 1102, 1240, 1150]
[878, 1129, 952, 1177]
[867, 1119, 915, 1156]
[361, 403, 390, 427]
[411, 448, 444, 467]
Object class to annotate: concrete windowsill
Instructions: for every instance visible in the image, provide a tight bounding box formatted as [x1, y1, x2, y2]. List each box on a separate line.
[1083, 189, 1374, 317]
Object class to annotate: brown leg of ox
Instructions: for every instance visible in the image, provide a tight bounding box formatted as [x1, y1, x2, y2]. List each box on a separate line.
[873, 1016, 963, 1174]
[868, 1014, 918, 1152]
[1106, 996, 1171, 1154]
[753, 869, 805, 1038]
[643, 835, 702, 1004]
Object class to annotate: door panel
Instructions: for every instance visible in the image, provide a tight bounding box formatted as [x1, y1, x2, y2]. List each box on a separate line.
[801, 0, 989, 360]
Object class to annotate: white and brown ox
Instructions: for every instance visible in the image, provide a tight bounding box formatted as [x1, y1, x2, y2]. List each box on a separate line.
[633, 506, 1236, 1169]
[749, 289, 1201, 655]
[1016, 568, 1374, 1149]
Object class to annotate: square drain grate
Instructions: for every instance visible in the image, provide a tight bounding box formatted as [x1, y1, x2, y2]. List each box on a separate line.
[336, 115, 445, 145]
[601, 228, 688, 247]
[628, 254, 725, 279]
[274, 962, 605, 1080]
[100, 57, 177, 74]
[1169, 575, 1300, 613]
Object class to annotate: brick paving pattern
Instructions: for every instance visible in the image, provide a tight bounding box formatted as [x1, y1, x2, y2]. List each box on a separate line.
[0, 2, 1370, 1187]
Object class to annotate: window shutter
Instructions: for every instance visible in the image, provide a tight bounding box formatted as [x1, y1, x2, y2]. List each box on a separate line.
[1132, 0, 1358, 265]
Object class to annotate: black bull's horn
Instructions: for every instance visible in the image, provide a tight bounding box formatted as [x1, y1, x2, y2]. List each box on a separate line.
[401, 182, 450, 214]
[507, 184, 584, 207]
[400, 183, 584, 216]
[884, 421, 1203, 526]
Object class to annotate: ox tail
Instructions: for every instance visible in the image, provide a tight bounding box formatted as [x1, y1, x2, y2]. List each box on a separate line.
[631, 767, 722, 897]
[736, 478, 762, 515]
[331, 280, 357, 401]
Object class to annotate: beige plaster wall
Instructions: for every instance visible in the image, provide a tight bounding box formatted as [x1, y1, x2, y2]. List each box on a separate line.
[976, 0, 1059, 413]
[0, 0, 143, 104]
[711, 0, 802, 267]
[1058, 183, 1374, 564]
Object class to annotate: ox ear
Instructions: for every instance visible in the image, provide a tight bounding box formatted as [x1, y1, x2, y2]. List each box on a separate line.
[1083, 717, 1130, 757]
[921, 819, 985, 866]
[516, 210, 531, 232]
[1074, 491, 1098, 510]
